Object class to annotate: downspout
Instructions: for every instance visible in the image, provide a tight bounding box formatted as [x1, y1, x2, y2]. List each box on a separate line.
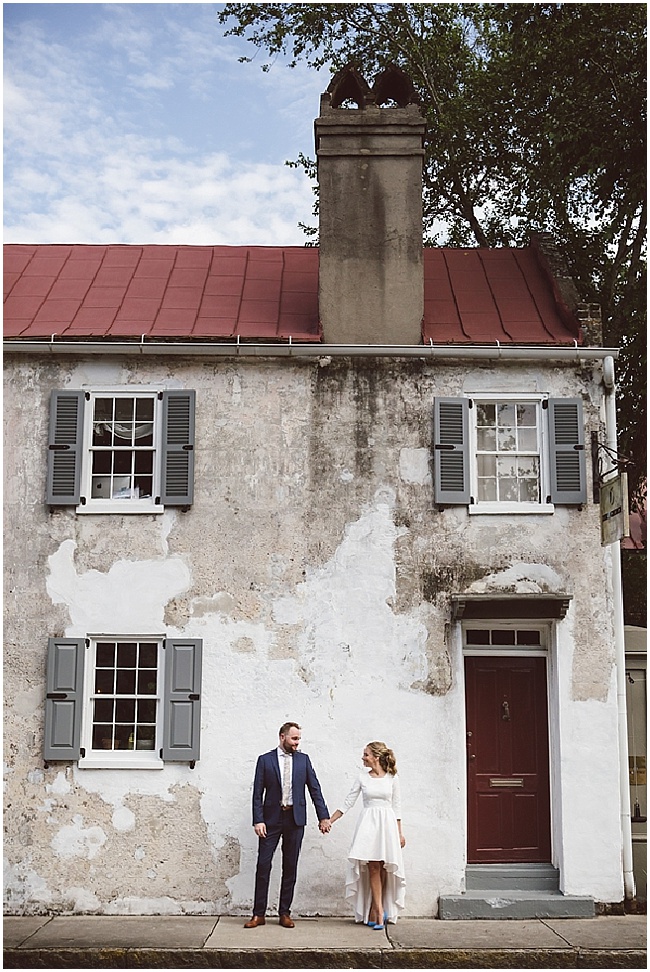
[603, 354, 636, 900]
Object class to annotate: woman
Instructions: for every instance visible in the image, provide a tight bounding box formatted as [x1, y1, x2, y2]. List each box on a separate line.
[330, 741, 406, 928]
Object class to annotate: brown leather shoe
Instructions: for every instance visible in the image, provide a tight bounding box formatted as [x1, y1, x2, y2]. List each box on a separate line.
[244, 915, 266, 928]
[279, 914, 295, 928]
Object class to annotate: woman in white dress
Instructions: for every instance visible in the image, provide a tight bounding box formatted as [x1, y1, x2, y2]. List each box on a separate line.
[330, 741, 406, 928]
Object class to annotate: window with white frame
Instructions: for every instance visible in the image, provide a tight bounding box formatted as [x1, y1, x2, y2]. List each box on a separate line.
[88, 394, 157, 504]
[46, 387, 195, 513]
[89, 639, 160, 756]
[44, 636, 202, 769]
[475, 400, 542, 505]
[463, 627, 547, 651]
[433, 395, 587, 511]
[469, 396, 550, 512]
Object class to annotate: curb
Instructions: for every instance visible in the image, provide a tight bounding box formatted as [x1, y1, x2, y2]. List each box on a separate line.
[3, 947, 647, 969]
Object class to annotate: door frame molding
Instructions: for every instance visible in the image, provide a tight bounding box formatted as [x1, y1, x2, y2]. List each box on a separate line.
[459, 619, 561, 875]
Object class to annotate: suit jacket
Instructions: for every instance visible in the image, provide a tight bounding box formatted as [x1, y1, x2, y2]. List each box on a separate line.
[252, 749, 329, 828]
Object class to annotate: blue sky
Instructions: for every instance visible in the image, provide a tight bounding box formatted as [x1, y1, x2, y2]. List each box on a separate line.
[4, 3, 328, 244]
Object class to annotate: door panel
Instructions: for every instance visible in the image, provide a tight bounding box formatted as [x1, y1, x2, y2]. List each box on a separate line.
[466, 656, 551, 863]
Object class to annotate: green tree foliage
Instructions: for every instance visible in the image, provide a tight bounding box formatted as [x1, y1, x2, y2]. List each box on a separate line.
[219, 3, 646, 507]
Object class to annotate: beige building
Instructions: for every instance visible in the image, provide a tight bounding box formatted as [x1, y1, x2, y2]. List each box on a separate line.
[3, 66, 633, 918]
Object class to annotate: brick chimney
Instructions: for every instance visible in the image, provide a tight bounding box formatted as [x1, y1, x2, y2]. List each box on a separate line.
[315, 65, 426, 345]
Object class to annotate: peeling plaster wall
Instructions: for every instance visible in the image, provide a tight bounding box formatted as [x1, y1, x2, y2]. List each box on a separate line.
[4, 353, 623, 914]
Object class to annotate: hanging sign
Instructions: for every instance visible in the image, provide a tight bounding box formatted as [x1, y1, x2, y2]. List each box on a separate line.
[600, 472, 630, 546]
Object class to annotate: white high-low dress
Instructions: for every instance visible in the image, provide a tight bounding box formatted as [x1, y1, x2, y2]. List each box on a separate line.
[338, 770, 406, 924]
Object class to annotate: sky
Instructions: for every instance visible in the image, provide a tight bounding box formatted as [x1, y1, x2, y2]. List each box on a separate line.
[4, 3, 329, 245]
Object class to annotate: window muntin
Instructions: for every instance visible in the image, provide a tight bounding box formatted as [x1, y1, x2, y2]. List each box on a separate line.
[88, 393, 158, 504]
[91, 640, 159, 753]
[468, 394, 553, 513]
[475, 400, 541, 504]
[465, 628, 542, 647]
[81, 638, 163, 766]
[463, 625, 548, 655]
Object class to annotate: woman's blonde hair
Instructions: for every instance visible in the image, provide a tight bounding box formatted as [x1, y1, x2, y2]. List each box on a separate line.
[366, 741, 397, 775]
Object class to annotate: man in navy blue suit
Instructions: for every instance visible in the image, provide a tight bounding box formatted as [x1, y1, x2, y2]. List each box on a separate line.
[244, 722, 331, 927]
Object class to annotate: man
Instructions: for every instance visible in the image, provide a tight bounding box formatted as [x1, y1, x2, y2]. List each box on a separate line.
[244, 722, 331, 928]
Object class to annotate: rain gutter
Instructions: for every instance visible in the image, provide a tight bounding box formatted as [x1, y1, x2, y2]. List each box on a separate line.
[3, 339, 619, 361]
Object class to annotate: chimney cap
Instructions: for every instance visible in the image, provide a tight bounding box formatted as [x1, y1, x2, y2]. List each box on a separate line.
[327, 63, 372, 108]
[324, 62, 419, 110]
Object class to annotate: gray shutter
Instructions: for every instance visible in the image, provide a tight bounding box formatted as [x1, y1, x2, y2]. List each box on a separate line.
[44, 638, 85, 761]
[548, 398, 587, 504]
[162, 638, 202, 762]
[433, 397, 471, 504]
[46, 391, 85, 505]
[160, 390, 195, 506]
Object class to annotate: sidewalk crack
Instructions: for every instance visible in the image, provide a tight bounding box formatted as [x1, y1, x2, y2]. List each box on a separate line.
[200, 917, 220, 946]
[384, 925, 398, 948]
[539, 917, 573, 947]
[20, 916, 55, 947]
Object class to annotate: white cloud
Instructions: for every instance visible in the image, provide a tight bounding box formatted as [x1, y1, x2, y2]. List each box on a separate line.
[4, 4, 323, 245]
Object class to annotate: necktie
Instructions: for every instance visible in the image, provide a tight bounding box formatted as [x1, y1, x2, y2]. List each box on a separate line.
[282, 753, 292, 805]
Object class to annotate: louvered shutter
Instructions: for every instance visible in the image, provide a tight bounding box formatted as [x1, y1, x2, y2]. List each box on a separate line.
[46, 391, 85, 505]
[44, 638, 85, 761]
[548, 398, 587, 504]
[162, 638, 202, 762]
[160, 390, 195, 506]
[433, 397, 471, 504]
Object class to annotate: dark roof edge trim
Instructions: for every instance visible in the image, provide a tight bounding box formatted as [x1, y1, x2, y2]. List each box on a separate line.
[452, 594, 573, 621]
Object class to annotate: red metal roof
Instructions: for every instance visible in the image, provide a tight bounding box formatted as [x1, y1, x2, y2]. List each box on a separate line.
[422, 248, 579, 344]
[3, 245, 321, 342]
[4, 243, 581, 344]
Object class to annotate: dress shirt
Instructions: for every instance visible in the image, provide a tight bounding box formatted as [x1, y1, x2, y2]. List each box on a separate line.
[277, 746, 293, 805]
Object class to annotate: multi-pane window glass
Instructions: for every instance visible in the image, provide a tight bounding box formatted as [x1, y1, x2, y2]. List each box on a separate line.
[476, 401, 540, 503]
[466, 629, 542, 646]
[92, 641, 158, 752]
[91, 396, 155, 500]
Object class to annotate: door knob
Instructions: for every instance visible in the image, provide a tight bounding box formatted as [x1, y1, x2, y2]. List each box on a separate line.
[502, 701, 511, 721]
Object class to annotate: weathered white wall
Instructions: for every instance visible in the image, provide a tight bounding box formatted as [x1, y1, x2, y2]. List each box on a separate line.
[3, 353, 623, 914]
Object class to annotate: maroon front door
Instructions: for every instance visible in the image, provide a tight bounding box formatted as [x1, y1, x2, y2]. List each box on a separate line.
[465, 656, 551, 863]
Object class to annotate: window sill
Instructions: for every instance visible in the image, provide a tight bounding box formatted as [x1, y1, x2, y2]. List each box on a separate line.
[79, 757, 164, 770]
[469, 503, 555, 515]
[76, 503, 164, 515]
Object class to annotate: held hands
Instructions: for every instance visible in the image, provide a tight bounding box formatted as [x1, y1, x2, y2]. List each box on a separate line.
[254, 820, 331, 836]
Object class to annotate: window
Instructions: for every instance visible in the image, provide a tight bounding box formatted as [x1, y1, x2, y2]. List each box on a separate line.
[44, 636, 202, 769]
[91, 640, 159, 755]
[46, 388, 195, 512]
[462, 625, 549, 656]
[475, 401, 541, 504]
[465, 628, 544, 648]
[89, 395, 156, 503]
[433, 395, 586, 511]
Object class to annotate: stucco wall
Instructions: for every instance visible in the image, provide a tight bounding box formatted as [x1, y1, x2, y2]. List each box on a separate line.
[3, 352, 623, 914]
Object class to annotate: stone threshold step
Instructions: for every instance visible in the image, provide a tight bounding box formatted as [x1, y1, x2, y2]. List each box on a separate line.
[466, 863, 560, 892]
[439, 891, 595, 920]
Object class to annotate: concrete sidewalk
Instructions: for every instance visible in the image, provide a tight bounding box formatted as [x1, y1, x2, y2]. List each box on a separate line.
[3, 913, 647, 968]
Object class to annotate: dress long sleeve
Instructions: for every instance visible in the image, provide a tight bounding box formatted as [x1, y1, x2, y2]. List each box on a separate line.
[391, 774, 402, 818]
[338, 775, 362, 813]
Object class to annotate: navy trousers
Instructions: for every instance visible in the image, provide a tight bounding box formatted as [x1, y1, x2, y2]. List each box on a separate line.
[253, 809, 304, 916]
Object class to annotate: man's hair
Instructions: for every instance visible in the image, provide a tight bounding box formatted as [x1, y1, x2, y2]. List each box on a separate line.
[279, 721, 301, 737]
